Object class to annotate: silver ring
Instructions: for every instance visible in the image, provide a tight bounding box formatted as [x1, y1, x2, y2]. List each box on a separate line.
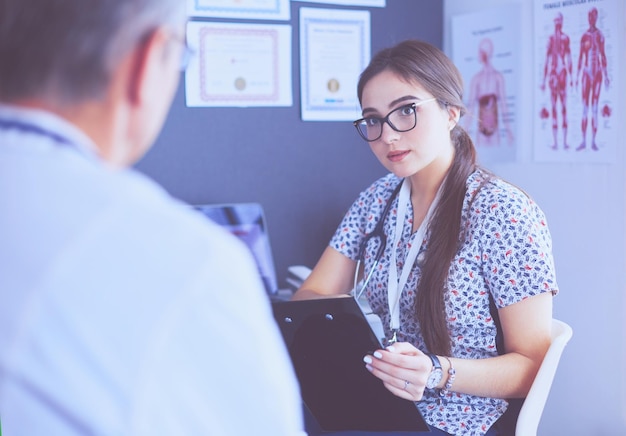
[403, 380, 410, 391]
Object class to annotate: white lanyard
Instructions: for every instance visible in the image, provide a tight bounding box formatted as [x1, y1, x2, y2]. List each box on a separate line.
[386, 179, 440, 337]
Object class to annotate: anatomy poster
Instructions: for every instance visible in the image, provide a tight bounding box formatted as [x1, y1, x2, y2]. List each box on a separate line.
[451, 5, 521, 164]
[534, 0, 619, 163]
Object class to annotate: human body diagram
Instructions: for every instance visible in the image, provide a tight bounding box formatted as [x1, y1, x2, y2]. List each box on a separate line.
[540, 13, 573, 150]
[465, 38, 514, 147]
[539, 7, 611, 153]
[575, 7, 609, 151]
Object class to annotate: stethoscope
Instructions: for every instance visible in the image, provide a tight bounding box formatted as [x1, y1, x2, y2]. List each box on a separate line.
[353, 177, 441, 344]
[352, 180, 404, 301]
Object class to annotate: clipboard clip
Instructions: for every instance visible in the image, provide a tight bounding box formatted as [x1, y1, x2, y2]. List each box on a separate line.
[383, 329, 398, 347]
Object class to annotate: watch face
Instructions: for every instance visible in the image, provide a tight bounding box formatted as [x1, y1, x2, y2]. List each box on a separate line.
[426, 368, 443, 389]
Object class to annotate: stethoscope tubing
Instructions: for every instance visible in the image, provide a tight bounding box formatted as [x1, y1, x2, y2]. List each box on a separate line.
[353, 179, 404, 300]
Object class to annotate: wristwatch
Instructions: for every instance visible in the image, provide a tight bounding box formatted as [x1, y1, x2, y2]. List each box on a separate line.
[425, 354, 443, 389]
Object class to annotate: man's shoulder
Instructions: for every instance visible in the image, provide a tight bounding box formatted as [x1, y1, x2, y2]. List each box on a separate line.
[77, 168, 250, 275]
[110, 174, 242, 254]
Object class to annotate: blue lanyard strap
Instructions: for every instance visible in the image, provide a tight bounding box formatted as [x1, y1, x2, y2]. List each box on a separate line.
[0, 118, 75, 148]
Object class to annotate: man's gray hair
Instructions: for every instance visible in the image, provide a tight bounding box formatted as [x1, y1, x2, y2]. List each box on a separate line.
[0, 0, 186, 104]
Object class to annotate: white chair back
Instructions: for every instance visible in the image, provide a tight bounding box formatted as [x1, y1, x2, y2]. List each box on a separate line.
[515, 319, 573, 436]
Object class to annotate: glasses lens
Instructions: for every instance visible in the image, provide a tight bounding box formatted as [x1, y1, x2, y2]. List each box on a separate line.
[354, 103, 418, 142]
[388, 104, 417, 132]
[180, 45, 196, 72]
[355, 119, 381, 142]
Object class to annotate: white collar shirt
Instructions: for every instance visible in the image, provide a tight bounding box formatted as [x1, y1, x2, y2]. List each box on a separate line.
[0, 104, 305, 435]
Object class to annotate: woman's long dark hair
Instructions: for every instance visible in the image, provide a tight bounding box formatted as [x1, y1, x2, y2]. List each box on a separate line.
[357, 40, 480, 356]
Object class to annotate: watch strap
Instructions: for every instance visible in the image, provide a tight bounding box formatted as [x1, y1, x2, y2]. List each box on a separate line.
[427, 353, 442, 370]
[425, 353, 443, 389]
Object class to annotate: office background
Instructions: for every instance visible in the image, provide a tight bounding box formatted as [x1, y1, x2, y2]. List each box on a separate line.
[137, 0, 626, 434]
[137, 0, 442, 282]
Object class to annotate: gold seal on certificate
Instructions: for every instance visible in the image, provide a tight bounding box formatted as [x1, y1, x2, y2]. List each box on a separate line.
[234, 77, 247, 91]
[327, 78, 340, 93]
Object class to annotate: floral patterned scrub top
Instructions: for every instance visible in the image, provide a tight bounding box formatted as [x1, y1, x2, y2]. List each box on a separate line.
[330, 170, 559, 436]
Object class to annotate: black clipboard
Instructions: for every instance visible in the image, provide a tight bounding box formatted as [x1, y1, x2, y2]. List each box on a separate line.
[272, 297, 429, 433]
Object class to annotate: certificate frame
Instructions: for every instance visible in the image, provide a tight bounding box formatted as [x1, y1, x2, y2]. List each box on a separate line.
[187, 0, 290, 20]
[299, 7, 371, 121]
[185, 21, 292, 107]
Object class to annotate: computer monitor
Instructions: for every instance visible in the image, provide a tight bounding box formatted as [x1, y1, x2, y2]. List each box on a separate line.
[193, 203, 278, 296]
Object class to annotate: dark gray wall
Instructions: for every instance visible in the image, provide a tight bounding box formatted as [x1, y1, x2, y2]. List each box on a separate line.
[136, 0, 443, 288]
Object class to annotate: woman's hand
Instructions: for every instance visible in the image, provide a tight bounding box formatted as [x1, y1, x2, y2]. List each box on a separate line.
[362, 342, 433, 401]
[361, 292, 553, 402]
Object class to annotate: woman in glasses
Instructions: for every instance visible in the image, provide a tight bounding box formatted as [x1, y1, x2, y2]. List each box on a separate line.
[292, 39, 558, 436]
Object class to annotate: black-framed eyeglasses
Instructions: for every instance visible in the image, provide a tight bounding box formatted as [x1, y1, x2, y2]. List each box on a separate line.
[353, 98, 437, 142]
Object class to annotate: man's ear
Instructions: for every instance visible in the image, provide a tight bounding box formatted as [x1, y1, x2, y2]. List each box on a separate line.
[106, 26, 177, 167]
[126, 28, 169, 105]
